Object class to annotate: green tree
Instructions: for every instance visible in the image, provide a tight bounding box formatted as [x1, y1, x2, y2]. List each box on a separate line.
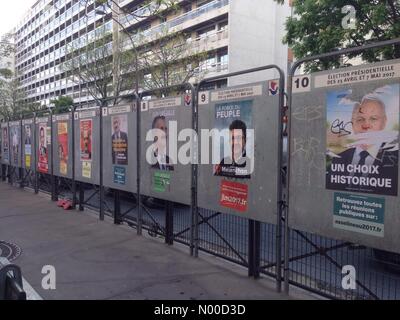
[275, 0, 400, 72]
[0, 33, 14, 58]
[51, 96, 74, 114]
[138, 27, 208, 96]
[63, 29, 134, 107]
[0, 73, 28, 119]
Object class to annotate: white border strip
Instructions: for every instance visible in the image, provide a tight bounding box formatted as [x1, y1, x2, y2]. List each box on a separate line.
[23, 277, 43, 300]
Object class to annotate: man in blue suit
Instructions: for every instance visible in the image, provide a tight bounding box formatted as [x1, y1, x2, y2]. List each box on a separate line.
[327, 95, 398, 196]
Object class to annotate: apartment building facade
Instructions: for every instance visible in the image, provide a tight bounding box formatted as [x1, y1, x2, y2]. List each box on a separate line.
[13, 0, 291, 107]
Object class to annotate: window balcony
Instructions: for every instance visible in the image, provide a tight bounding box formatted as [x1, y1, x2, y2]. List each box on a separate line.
[123, 0, 229, 46]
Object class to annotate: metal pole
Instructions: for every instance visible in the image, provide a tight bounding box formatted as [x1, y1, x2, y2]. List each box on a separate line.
[71, 107, 77, 207]
[33, 113, 39, 194]
[276, 72, 285, 293]
[248, 219, 255, 277]
[165, 201, 174, 245]
[136, 95, 142, 235]
[114, 189, 121, 224]
[284, 37, 400, 295]
[79, 183, 84, 211]
[7, 119, 11, 185]
[254, 220, 261, 279]
[99, 103, 105, 221]
[191, 85, 198, 257]
[19, 118, 24, 188]
[50, 111, 57, 201]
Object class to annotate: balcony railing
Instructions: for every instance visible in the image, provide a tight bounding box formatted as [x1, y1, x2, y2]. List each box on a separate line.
[125, 0, 229, 45]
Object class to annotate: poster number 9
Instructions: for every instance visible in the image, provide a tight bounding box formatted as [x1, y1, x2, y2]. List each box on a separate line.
[199, 92, 209, 105]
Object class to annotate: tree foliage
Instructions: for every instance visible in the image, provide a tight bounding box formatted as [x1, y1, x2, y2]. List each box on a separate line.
[138, 27, 208, 96]
[0, 33, 14, 58]
[51, 96, 74, 114]
[63, 29, 135, 106]
[275, 0, 400, 72]
[0, 72, 38, 120]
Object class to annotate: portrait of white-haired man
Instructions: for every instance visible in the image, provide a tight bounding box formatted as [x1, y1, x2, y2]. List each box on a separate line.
[326, 94, 399, 196]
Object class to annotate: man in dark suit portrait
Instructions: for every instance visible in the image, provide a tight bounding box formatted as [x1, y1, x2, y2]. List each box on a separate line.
[24, 125, 32, 145]
[39, 126, 47, 157]
[214, 119, 252, 179]
[150, 115, 174, 171]
[327, 95, 398, 196]
[112, 115, 128, 165]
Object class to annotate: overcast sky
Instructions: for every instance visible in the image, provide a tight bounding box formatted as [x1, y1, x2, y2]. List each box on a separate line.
[0, 0, 37, 37]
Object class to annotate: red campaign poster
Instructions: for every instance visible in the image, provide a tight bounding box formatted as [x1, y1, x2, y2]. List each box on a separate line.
[219, 180, 248, 212]
[38, 123, 49, 173]
[58, 122, 68, 175]
[80, 119, 92, 161]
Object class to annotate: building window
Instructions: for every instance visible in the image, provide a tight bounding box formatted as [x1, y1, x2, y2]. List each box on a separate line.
[197, 0, 214, 8]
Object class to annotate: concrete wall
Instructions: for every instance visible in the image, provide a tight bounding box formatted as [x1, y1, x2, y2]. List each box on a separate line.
[228, 0, 290, 85]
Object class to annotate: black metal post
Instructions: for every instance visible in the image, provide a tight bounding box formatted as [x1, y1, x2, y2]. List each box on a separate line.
[1, 165, 5, 181]
[54, 176, 59, 201]
[7, 120, 11, 185]
[50, 112, 57, 201]
[114, 189, 121, 225]
[248, 219, 255, 277]
[191, 85, 198, 257]
[19, 118, 23, 188]
[165, 201, 174, 245]
[254, 220, 261, 279]
[19, 167, 24, 188]
[33, 113, 38, 194]
[8, 165, 12, 185]
[71, 107, 77, 207]
[248, 220, 260, 278]
[99, 104, 105, 221]
[136, 96, 142, 235]
[79, 183, 84, 211]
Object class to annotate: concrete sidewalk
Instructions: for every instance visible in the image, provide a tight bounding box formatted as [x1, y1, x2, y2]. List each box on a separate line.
[0, 183, 317, 300]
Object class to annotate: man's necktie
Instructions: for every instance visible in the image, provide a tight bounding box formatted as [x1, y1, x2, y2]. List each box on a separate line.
[358, 150, 369, 166]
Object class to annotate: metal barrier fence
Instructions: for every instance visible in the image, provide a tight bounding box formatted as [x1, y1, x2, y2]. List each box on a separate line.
[2, 39, 400, 300]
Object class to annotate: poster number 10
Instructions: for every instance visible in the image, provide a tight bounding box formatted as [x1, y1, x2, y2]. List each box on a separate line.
[293, 75, 311, 93]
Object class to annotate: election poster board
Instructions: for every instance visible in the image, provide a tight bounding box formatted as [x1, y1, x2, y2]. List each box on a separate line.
[140, 96, 192, 205]
[52, 113, 72, 179]
[36, 117, 52, 174]
[1, 122, 9, 165]
[22, 119, 34, 170]
[9, 121, 21, 168]
[103, 104, 137, 192]
[197, 81, 280, 224]
[74, 108, 100, 185]
[289, 58, 400, 253]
